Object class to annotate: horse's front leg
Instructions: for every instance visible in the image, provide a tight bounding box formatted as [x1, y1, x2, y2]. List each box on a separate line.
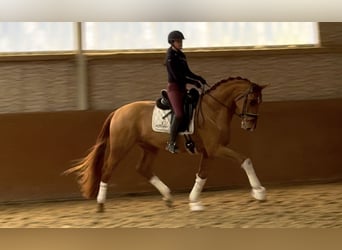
[215, 146, 266, 201]
[189, 154, 211, 211]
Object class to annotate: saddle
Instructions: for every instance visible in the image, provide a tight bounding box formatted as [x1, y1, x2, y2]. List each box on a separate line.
[155, 88, 200, 132]
[153, 88, 200, 154]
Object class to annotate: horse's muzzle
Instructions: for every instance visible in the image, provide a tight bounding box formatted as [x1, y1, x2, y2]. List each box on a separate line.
[241, 118, 257, 131]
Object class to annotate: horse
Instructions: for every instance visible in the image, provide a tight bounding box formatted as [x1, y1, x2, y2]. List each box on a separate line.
[64, 76, 268, 212]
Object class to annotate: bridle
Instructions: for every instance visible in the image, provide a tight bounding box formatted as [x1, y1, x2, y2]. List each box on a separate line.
[234, 83, 261, 119]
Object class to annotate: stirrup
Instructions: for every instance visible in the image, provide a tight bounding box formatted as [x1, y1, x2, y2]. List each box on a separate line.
[184, 135, 196, 154]
[165, 142, 179, 154]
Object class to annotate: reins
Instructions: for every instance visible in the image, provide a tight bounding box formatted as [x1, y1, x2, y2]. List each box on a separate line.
[205, 89, 240, 117]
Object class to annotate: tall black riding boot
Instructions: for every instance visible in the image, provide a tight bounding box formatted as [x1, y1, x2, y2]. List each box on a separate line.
[166, 117, 182, 153]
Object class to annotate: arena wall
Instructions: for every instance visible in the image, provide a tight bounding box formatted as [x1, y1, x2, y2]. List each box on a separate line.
[0, 22, 341, 202]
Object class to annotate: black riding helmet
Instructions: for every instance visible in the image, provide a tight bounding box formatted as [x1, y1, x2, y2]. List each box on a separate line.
[168, 30, 185, 44]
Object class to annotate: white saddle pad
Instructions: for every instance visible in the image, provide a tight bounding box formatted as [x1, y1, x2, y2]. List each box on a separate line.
[152, 106, 194, 134]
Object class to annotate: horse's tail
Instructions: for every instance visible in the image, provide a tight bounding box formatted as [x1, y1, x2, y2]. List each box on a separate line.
[63, 111, 115, 199]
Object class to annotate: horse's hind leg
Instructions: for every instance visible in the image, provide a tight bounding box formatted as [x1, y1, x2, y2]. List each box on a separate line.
[136, 147, 173, 207]
[96, 151, 122, 213]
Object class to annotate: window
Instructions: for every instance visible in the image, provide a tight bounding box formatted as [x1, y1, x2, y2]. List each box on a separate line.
[0, 22, 319, 53]
[83, 22, 319, 51]
[0, 22, 75, 52]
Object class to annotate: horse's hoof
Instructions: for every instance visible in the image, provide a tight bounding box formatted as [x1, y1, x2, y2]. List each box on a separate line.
[251, 186, 266, 201]
[163, 197, 174, 208]
[189, 201, 205, 211]
[97, 203, 105, 213]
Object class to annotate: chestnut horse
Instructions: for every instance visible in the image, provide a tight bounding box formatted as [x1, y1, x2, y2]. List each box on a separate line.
[64, 76, 268, 212]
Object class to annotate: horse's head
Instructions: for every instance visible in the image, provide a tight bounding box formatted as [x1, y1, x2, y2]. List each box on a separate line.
[203, 77, 268, 132]
[234, 82, 267, 131]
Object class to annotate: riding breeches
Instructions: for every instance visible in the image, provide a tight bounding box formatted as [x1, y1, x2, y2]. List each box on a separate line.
[167, 83, 185, 119]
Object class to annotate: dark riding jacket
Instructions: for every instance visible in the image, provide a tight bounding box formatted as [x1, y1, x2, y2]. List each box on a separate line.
[166, 47, 204, 90]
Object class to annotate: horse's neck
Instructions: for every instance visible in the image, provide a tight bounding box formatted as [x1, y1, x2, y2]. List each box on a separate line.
[195, 80, 250, 147]
[203, 84, 240, 116]
[199, 84, 240, 133]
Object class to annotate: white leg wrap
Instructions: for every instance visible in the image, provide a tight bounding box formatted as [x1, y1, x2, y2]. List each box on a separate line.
[149, 176, 172, 200]
[241, 158, 267, 201]
[97, 182, 108, 204]
[241, 158, 261, 188]
[189, 174, 207, 203]
[251, 186, 267, 201]
[189, 201, 205, 212]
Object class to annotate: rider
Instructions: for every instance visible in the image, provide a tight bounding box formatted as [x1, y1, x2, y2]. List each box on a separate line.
[165, 30, 207, 154]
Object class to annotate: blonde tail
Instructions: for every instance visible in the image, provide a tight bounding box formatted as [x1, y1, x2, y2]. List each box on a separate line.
[63, 111, 114, 199]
